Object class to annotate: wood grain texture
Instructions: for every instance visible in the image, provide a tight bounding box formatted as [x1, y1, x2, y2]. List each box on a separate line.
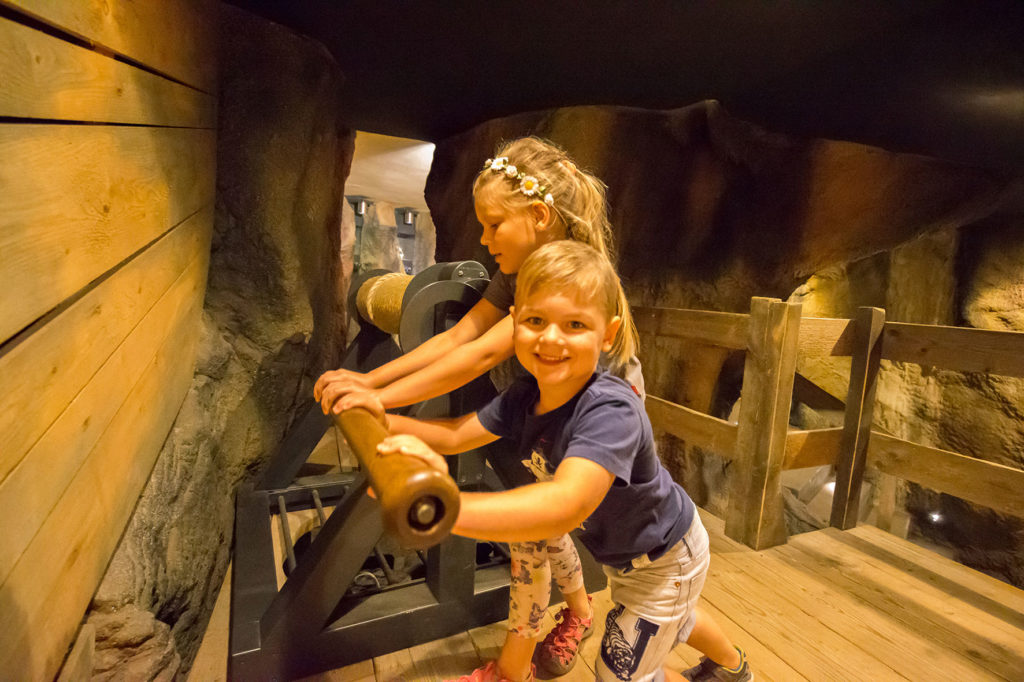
[633, 306, 749, 349]
[0, 288, 203, 680]
[2, 0, 217, 92]
[645, 395, 739, 459]
[786, 529, 1024, 679]
[260, 507, 1024, 681]
[55, 623, 94, 682]
[0, 243, 209, 586]
[706, 533, 987, 680]
[0, 209, 210, 487]
[830, 306, 885, 529]
[782, 427, 842, 470]
[0, 124, 215, 345]
[796, 316, 855, 357]
[726, 298, 802, 550]
[882, 321, 1024, 377]
[847, 524, 1024, 615]
[0, 16, 214, 126]
[868, 431, 1024, 518]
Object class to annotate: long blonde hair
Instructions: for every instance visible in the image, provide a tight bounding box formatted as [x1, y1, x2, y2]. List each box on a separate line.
[515, 240, 636, 368]
[474, 136, 637, 364]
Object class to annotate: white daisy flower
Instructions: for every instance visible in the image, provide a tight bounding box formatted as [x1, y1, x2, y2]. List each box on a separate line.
[520, 175, 540, 196]
[505, 164, 518, 178]
[490, 157, 508, 171]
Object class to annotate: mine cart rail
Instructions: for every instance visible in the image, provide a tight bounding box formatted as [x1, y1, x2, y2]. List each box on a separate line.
[635, 299, 1024, 551]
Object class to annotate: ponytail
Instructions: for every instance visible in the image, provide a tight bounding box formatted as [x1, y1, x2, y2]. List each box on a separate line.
[476, 136, 639, 364]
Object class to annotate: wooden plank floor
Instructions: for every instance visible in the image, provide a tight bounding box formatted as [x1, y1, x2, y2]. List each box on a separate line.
[305, 509, 1024, 681]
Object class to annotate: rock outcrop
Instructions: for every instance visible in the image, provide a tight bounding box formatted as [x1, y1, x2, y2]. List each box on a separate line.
[425, 102, 1024, 582]
[794, 217, 1024, 585]
[85, 5, 356, 676]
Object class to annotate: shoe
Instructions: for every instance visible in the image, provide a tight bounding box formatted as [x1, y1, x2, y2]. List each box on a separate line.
[681, 647, 753, 681]
[445, 660, 536, 682]
[533, 596, 594, 679]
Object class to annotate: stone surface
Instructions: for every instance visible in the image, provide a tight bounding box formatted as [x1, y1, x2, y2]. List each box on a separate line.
[793, 216, 1024, 585]
[89, 605, 179, 682]
[415, 211, 438, 274]
[85, 4, 355, 677]
[359, 200, 402, 273]
[425, 101, 1021, 519]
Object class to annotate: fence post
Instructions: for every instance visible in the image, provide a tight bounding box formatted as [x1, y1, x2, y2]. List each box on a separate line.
[830, 306, 885, 529]
[725, 297, 802, 550]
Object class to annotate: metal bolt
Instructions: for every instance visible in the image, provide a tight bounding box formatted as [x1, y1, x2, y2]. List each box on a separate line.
[411, 498, 437, 527]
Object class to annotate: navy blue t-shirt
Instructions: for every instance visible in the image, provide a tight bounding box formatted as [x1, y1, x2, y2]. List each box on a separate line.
[477, 371, 694, 569]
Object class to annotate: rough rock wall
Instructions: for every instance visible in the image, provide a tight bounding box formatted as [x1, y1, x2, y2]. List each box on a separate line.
[85, 5, 356, 677]
[424, 101, 1021, 514]
[415, 212, 438, 274]
[360, 201, 403, 273]
[792, 214, 1024, 585]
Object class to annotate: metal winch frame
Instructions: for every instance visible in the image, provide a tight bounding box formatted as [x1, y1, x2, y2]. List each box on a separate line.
[228, 261, 605, 681]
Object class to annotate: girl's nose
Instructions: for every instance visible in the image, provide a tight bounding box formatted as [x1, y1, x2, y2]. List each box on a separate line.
[540, 323, 562, 344]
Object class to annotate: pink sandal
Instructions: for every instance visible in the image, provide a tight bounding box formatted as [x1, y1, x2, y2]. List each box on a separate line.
[445, 660, 536, 682]
[534, 596, 594, 678]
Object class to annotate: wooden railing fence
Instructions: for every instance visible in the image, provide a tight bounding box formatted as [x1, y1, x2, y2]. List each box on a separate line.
[635, 298, 1024, 551]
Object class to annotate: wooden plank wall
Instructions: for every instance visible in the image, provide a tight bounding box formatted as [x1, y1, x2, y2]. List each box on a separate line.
[0, 1, 216, 679]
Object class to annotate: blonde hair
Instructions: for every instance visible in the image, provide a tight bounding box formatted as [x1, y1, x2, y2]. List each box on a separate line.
[515, 240, 637, 368]
[473, 136, 616, 262]
[474, 137, 637, 364]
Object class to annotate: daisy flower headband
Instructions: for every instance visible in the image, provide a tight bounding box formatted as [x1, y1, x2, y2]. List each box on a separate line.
[482, 157, 555, 206]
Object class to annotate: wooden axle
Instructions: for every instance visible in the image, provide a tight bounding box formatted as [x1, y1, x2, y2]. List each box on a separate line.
[333, 407, 460, 549]
[355, 272, 412, 334]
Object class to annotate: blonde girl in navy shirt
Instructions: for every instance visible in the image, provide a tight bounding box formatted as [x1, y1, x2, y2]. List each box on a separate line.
[320, 138, 643, 677]
[345, 241, 751, 682]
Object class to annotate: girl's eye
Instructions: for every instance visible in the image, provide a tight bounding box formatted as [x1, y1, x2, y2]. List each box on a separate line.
[568, 320, 587, 330]
[525, 316, 544, 326]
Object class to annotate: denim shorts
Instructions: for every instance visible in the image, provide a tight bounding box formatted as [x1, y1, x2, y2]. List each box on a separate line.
[594, 512, 711, 681]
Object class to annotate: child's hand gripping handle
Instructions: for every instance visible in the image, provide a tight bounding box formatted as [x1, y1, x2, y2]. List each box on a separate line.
[334, 407, 460, 549]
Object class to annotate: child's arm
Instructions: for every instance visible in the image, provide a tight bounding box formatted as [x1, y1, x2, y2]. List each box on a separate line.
[323, 314, 515, 414]
[314, 297, 506, 404]
[341, 392, 499, 454]
[454, 458, 614, 541]
[374, 314, 514, 408]
[378, 436, 615, 542]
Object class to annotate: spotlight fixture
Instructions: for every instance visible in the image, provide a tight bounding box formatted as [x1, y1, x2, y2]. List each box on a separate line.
[928, 511, 944, 523]
[355, 199, 367, 215]
[404, 210, 414, 226]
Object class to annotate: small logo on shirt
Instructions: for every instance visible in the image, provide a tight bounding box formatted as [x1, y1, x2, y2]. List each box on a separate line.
[522, 450, 554, 482]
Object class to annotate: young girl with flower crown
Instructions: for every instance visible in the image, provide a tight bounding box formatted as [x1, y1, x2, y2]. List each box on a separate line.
[344, 241, 752, 682]
[317, 137, 643, 679]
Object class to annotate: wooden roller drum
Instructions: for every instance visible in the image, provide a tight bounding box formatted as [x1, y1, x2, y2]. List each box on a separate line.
[333, 407, 460, 549]
[355, 272, 413, 334]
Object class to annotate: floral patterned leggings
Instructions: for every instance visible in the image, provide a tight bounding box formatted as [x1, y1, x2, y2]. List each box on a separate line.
[508, 534, 584, 638]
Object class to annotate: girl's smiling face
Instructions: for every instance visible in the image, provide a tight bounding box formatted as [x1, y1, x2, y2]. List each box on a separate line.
[512, 288, 621, 400]
[474, 185, 548, 274]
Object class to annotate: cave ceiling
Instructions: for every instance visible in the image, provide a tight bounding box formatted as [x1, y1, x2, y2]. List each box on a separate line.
[225, 0, 1024, 169]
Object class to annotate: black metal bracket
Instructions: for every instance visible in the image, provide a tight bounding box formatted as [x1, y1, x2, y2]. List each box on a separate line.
[228, 263, 606, 681]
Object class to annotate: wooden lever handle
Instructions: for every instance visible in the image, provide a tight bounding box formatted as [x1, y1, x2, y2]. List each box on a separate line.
[334, 407, 460, 549]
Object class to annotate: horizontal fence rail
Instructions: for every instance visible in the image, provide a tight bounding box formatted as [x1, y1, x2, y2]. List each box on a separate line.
[783, 427, 843, 471]
[644, 396, 739, 459]
[868, 432, 1024, 519]
[638, 299, 1024, 550]
[882, 322, 1024, 377]
[797, 317, 856, 357]
[633, 306, 749, 349]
